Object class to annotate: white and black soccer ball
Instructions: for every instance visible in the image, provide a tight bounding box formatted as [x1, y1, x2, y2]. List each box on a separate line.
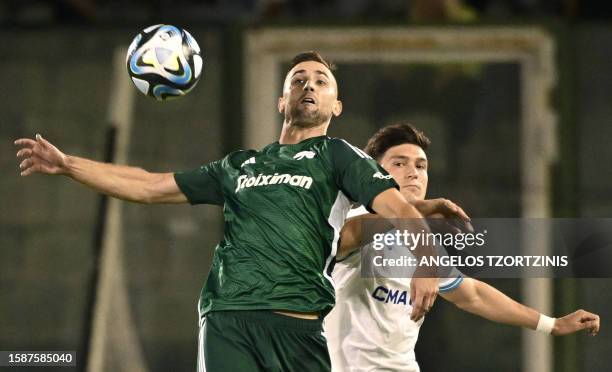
[126, 24, 203, 101]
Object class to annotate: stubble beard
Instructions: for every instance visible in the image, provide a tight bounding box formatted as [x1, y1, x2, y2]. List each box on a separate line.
[288, 105, 331, 129]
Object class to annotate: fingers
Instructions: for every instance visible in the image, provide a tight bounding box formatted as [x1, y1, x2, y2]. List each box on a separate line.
[14, 135, 51, 176]
[16, 140, 36, 176]
[19, 158, 38, 176]
[20, 160, 39, 176]
[16, 148, 32, 158]
[21, 165, 38, 177]
[14, 134, 49, 149]
[577, 319, 599, 336]
[423, 292, 436, 315]
[453, 204, 471, 222]
[411, 292, 438, 322]
[19, 158, 32, 170]
[446, 224, 462, 235]
[14, 138, 37, 148]
[585, 320, 599, 336]
[579, 311, 600, 336]
[427, 219, 457, 235]
[437, 199, 470, 222]
[431, 218, 472, 235]
[36, 133, 50, 148]
[579, 310, 597, 322]
[409, 279, 438, 322]
[411, 295, 425, 322]
[410, 285, 419, 321]
[452, 218, 474, 234]
[560, 309, 601, 336]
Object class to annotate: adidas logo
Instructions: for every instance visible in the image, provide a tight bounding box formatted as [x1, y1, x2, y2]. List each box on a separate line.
[293, 151, 316, 160]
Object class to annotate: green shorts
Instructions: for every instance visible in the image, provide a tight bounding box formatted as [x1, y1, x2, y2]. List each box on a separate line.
[197, 310, 331, 372]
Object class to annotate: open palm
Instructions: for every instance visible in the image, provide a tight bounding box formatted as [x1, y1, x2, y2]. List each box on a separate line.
[15, 134, 67, 176]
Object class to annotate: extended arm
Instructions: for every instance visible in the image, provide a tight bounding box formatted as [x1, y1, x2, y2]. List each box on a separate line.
[441, 278, 600, 336]
[339, 193, 470, 258]
[15, 134, 187, 204]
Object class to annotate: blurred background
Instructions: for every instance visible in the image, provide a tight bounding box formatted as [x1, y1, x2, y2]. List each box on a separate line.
[1, 0, 611, 371]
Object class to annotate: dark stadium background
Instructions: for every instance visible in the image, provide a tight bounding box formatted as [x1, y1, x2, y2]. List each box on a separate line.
[1, 1, 611, 371]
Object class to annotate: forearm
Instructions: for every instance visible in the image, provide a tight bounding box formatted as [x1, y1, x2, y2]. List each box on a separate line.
[64, 155, 167, 203]
[391, 204, 436, 265]
[371, 190, 435, 265]
[445, 279, 539, 330]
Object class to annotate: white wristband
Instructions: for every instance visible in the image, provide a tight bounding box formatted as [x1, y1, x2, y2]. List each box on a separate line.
[536, 314, 556, 334]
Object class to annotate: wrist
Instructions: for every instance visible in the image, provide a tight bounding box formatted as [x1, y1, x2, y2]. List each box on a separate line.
[536, 314, 556, 334]
[411, 199, 436, 217]
[61, 154, 74, 176]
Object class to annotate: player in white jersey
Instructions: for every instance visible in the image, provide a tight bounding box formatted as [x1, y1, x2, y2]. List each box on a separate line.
[327, 204, 462, 371]
[325, 124, 600, 372]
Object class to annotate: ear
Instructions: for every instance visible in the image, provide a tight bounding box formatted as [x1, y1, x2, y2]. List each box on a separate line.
[332, 100, 343, 117]
[278, 96, 285, 114]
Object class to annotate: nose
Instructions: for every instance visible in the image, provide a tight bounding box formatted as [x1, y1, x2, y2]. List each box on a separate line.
[404, 164, 418, 179]
[303, 80, 315, 92]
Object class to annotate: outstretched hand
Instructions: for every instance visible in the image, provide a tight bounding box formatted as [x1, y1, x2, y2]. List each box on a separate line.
[15, 134, 68, 176]
[553, 309, 600, 336]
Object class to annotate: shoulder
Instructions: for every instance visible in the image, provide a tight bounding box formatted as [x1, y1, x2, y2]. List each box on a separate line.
[222, 149, 258, 168]
[324, 137, 372, 161]
[326, 137, 360, 151]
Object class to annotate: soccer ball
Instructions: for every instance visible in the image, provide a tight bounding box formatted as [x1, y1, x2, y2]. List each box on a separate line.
[126, 24, 203, 101]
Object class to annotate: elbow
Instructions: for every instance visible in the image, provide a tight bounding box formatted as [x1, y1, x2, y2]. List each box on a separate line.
[454, 296, 480, 313]
[139, 172, 173, 204]
[139, 184, 160, 204]
[139, 194, 155, 205]
[117, 191, 153, 204]
[450, 279, 482, 313]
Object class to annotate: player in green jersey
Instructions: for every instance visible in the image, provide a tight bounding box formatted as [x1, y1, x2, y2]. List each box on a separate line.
[14, 51, 469, 371]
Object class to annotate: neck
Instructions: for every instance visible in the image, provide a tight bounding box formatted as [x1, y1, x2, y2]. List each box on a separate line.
[278, 121, 329, 144]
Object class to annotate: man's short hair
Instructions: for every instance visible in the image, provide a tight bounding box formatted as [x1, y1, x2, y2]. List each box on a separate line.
[290, 51, 336, 72]
[364, 123, 431, 160]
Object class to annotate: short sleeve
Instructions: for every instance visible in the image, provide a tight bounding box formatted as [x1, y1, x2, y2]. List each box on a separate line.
[436, 243, 464, 292]
[439, 273, 464, 292]
[174, 159, 224, 205]
[329, 139, 398, 213]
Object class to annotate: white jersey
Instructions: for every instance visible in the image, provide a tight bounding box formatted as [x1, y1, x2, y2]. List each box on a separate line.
[325, 207, 463, 372]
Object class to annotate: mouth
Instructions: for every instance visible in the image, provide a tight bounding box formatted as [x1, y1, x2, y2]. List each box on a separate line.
[301, 96, 316, 105]
[403, 184, 421, 190]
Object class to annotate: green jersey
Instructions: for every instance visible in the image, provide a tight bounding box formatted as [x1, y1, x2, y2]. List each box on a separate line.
[174, 136, 397, 317]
